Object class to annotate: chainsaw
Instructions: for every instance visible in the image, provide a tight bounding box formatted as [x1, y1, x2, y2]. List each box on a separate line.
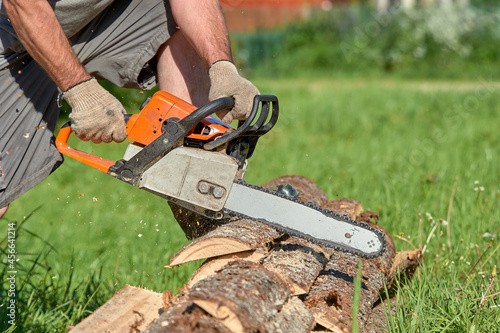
[55, 91, 385, 258]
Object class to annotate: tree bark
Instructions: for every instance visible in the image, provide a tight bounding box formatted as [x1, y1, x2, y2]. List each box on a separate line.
[146, 261, 314, 333]
[260, 236, 330, 295]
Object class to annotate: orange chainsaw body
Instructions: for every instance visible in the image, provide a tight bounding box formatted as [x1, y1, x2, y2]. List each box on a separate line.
[126, 91, 232, 146]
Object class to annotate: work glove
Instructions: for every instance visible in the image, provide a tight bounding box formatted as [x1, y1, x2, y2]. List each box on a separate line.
[208, 60, 260, 124]
[61, 78, 127, 144]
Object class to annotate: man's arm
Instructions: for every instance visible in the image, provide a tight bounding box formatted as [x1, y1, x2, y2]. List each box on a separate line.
[169, 0, 232, 68]
[3, 0, 90, 91]
[170, 0, 260, 124]
[3, 0, 127, 143]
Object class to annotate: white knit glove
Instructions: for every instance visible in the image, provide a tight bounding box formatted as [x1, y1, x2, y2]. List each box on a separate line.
[208, 61, 260, 124]
[62, 78, 127, 143]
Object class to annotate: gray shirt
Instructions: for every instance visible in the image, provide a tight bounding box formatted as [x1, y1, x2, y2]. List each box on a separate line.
[0, 0, 114, 66]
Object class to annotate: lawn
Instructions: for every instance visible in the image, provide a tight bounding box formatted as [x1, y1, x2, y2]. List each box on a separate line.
[1, 77, 499, 332]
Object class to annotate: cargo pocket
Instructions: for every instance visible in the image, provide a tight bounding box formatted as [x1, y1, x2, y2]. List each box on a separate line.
[0, 153, 6, 191]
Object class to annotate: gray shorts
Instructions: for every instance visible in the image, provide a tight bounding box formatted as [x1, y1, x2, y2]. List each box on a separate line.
[0, 0, 178, 208]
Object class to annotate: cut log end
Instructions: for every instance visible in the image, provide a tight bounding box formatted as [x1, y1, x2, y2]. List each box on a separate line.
[69, 285, 164, 333]
[187, 250, 266, 287]
[168, 218, 281, 267]
[167, 237, 254, 268]
[192, 299, 245, 333]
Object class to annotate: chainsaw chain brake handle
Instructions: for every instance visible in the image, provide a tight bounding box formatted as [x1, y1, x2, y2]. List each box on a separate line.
[55, 91, 279, 185]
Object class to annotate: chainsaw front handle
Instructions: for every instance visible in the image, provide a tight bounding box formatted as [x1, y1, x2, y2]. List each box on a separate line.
[56, 125, 114, 172]
[55, 114, 137, 172]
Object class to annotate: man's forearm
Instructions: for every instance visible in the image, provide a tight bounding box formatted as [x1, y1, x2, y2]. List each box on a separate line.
[170, 0, 232, 68]
[3, 0, 90, 91]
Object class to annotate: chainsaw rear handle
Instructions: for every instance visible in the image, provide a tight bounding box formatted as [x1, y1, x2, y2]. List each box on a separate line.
[204, 95, 279, 151]
[55, 97, 235, 174]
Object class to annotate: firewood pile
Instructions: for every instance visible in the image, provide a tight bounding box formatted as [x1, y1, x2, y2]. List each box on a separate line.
[70, 175, 421, 333]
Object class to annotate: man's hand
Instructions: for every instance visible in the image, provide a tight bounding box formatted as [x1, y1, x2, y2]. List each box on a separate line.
[209, 61, 260, 124]
[62, 78, 127, 144]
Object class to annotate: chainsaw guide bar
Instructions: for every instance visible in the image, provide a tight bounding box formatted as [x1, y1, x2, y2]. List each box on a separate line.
[224, 179, 386, 258]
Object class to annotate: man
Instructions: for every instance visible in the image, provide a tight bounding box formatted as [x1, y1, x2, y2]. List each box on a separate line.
[0, 0, 259, 219]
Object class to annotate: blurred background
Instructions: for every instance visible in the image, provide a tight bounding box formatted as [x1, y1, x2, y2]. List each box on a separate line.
[222, 0, 500, 79]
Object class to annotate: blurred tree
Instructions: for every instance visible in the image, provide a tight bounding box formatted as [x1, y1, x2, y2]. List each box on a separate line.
[470, 0, 498, 8]
[375, 0, 479, 11]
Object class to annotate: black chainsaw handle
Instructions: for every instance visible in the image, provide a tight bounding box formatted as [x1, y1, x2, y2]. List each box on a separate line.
[203, 95, 279, 151]
[181, 97, 234, 130]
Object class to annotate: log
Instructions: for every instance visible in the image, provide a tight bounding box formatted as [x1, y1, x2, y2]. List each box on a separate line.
[166, 176, 406, 332]
[187, 250, 266, 287]
[168, 202, 232, 240]
[167, 218, 280, 267]
[260, 235, 329, 296]
[73, 175, 422, 333]
[162, 177, 408, 332]
[261, 175, 328, 207]
[149, 246, 419, 333]
[323, 199, 363, 222]
[146, 261, 314, 333]
[69, 285, 163, 333]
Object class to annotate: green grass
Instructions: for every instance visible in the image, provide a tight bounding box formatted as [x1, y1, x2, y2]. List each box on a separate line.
[1, 77, 499, 332]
